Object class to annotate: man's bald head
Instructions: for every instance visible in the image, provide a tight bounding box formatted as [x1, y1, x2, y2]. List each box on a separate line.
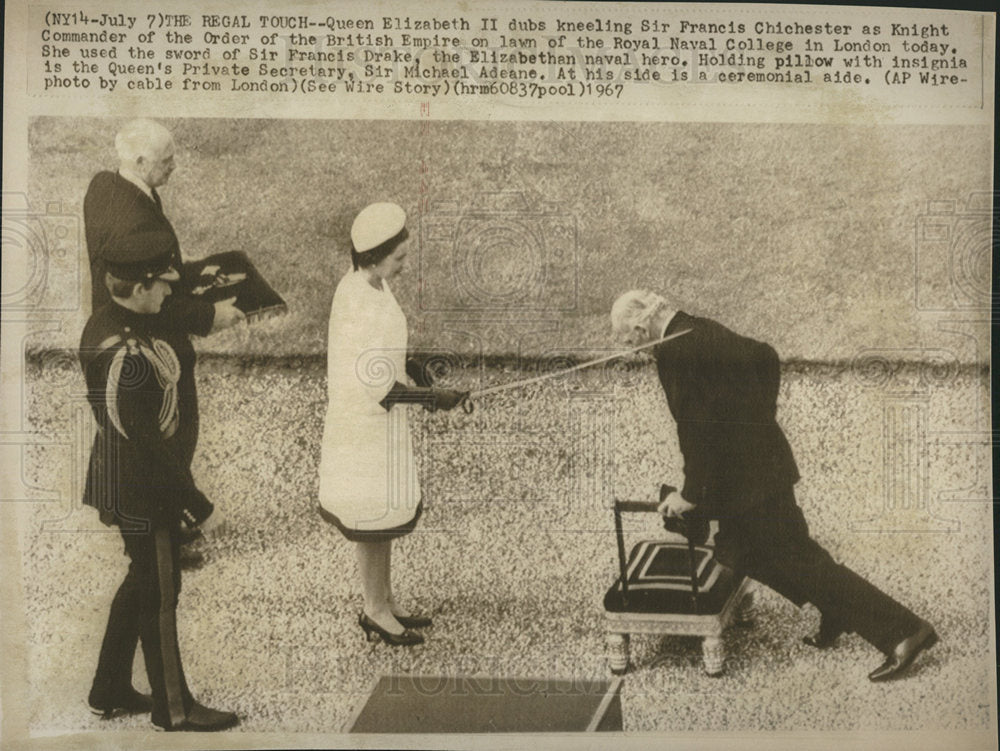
[115, 119, 176, 189]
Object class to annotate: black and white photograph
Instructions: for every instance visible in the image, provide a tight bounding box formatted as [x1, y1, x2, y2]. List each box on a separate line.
[2, 1, 995, 749]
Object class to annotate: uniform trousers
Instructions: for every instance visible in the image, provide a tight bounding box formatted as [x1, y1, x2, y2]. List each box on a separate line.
[714, 486, 923, 655]
[89, 524, 193, 728]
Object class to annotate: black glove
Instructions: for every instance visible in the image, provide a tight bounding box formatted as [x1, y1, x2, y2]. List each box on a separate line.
[380, 382, 432, 411]
[378, 383, 468, 413]
[431, 388, 468, 412]
[406, 356, 435, 388]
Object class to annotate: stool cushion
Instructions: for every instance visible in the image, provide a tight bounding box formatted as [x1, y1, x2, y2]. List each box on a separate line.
[603, 541, 741, 615]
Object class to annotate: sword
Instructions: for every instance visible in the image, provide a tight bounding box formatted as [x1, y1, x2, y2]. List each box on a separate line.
[460, 328, 691, 412]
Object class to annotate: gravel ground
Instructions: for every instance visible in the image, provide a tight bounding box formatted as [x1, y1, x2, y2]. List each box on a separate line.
[12, 356, 995, 744]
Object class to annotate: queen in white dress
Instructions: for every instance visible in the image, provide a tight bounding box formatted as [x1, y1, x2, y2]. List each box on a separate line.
[319, 202, 467, 646]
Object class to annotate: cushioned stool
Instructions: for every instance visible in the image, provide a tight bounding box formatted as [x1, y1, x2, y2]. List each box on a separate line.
[603, 499, 754, 676]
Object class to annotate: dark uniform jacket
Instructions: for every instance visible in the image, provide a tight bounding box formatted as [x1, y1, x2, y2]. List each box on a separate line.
[80, 301, 212, 529]
[84, 171, 214, 336]
[655, 311, 800, 518]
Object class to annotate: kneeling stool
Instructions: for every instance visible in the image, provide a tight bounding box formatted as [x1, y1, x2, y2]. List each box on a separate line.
[602, 496, 753, 676]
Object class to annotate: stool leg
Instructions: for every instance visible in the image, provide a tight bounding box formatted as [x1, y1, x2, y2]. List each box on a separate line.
[606, 632, 630, 675]
[702, 635, 725, 676]
[734, 589, 756, 628]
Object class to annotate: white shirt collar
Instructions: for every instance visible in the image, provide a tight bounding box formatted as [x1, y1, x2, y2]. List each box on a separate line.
[118, 168, 154, 200]
[661, 310, 679, 338]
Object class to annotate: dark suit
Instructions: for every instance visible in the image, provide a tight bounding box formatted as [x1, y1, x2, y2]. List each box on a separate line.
[656, 311, 922, 654]
[80, 301, 213, 728]
[84, 171, 214, 336]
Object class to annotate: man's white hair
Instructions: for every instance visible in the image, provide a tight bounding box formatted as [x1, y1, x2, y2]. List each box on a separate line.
[114, 119, 173, 164]
[610, 289, 668, 336]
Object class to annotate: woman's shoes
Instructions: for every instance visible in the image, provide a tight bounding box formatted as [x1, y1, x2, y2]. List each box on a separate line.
[394, 613, 433, 629]
[358, 612, 424, 646]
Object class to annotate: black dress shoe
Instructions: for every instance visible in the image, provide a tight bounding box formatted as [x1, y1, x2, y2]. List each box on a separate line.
[395, 613, 433, 629]
[803, 616, 845, 649]
[359, 612, 424, 646]
[88, 687, 153, 718]
[165, 701, 239, 732]
[868, 621, 939, 682]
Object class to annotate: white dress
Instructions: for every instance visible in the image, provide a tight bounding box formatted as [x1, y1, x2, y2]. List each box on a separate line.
[318, 270, 421, 535]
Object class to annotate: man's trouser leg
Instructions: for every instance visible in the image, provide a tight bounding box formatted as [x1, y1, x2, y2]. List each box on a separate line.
[120, 524, 193, 728]
[89, 538, 142, 707]
[733, 487, 923, 655]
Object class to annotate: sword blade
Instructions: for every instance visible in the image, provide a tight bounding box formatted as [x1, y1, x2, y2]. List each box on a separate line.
[468, 328, 690, 399]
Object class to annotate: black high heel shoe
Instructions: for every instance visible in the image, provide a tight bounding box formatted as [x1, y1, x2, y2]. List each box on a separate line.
[358, 612, 424, 646]
[395, 613, 433, 629]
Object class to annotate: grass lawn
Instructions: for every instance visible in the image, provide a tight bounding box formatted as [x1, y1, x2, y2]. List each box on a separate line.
[26, 117, 991, 362]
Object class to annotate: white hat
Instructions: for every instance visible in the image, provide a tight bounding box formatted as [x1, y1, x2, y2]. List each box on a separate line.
[351, 202, 407, 253]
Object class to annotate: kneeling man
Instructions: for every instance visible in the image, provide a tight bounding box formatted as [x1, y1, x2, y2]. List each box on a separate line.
[610, 289, 937, 682]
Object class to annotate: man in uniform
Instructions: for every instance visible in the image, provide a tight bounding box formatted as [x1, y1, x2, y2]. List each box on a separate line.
[84, 118, 244, 561]
[610, 289, 938, 682]
[80, 232, 238, 730]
